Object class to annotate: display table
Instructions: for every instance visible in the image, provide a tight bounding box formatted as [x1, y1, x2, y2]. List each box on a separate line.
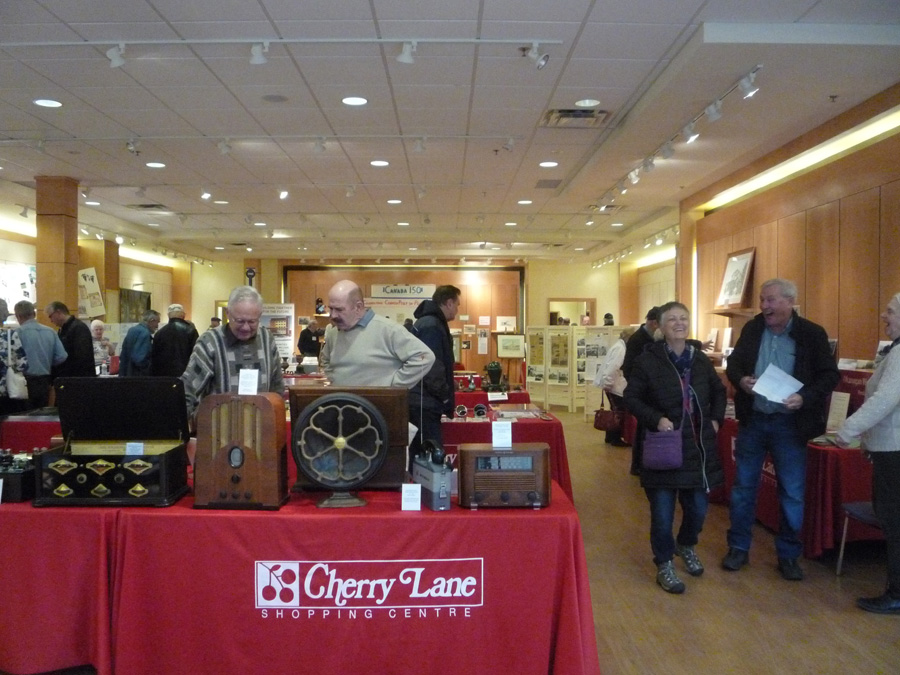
[0, 504, 116, 675]
[454, 390, 531, 409]
[713, 421, 881, 558]
[442, 414, 573, 502]
[111, 485, 598, 674]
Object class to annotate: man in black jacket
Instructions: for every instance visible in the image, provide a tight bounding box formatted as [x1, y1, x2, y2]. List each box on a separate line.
[722, 278, 839, 581]
[46, 301, 95, 378]
[151, 304, 199, 377]
[622, 307, 660, 474]
[409, 285, 460, 465]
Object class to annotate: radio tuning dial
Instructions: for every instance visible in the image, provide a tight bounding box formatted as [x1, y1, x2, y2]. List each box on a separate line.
[500, 491, 510, 503]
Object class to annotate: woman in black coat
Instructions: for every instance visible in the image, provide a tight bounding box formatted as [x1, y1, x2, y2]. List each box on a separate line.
[624, 301, 726, 594]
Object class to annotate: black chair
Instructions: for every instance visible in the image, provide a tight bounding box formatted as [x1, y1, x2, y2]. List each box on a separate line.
[836, 501, 882, 576]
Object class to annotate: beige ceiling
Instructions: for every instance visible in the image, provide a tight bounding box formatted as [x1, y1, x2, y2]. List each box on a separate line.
[1, 0, 899, 264]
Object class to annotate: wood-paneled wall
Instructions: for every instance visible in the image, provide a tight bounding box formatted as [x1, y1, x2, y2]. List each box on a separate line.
[694, 131, 900, 359]
[283, 266, 523, 380]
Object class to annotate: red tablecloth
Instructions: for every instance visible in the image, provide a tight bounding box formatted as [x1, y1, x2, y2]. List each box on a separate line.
[0, 504, 116, 675]
[111, 485, 599, 675]
[0, 416, 62, 453]
[454, 390, 531, 409]
[441, 414, 573, 502]
[712, 420, 880, 558]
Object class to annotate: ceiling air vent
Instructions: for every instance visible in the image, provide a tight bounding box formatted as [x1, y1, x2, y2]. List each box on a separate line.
[127, 203, 170, 211]
[541, 109, 609, 128]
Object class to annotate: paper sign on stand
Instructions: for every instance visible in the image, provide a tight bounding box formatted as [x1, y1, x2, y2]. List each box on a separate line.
[492, 421, 513, 448]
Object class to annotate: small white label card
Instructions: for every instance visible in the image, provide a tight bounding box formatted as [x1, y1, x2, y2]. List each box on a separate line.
[238, 368, 260, 395]
[401, 483, 422, 510]
[492, 421, 513, 448]
[826, 391, 851, 432]
[125, 442, 144, 456]
[487, 391, 508, 401]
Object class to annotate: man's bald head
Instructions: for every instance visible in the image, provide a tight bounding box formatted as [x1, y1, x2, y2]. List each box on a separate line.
[328, 280, 367, 330]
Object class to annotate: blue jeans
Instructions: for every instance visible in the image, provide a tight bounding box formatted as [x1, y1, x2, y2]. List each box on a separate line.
[645, 487, 709, 565]
[727, 413, 807, 559]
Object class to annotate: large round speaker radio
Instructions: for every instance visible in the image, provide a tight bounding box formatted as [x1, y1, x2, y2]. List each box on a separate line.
[291, 392, 390, 507]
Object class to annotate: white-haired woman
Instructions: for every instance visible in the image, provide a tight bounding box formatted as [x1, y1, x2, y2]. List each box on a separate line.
[836, 292, 900, 615]
[91, 319, 114, 368]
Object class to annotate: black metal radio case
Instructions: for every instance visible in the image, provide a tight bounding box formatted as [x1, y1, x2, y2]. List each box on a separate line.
[33, 377, 189, 507]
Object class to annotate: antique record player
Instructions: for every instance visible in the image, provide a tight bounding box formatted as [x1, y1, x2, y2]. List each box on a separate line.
[288, 386, 409, 492]
[193, 392, 288, 510]
[33, 377, 189, 507]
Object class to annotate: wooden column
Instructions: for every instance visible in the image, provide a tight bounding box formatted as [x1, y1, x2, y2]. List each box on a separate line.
[35, 176, 79, 325]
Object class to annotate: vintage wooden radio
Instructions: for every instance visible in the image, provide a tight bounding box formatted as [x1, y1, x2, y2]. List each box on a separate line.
[33, 377, 189, 507]
[288, 386, 408, 491]
[193, 392, 288, 510]
[458, 442, 551, 509]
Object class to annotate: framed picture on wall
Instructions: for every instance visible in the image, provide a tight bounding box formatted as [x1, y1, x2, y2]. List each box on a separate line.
[497, 334, 526, 358]
[715, 248, 755, 309]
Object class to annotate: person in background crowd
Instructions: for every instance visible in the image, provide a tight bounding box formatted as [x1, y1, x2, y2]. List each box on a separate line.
[152, 303, 199, 378]
[403, 318, 415, 333]
[46, 301, 95, 379]
[298, 319, 323, 357]
[624, 301, 726, 594]
[0, 299, 28, 415]
[409, 285, 461, 466]
[321, 279, 434, 388]
[623, 306, 662, 474]
[208, 316, 221, 330]
[181, 286, 283, 418]
[14, 300, 67, 409]
[723, 278, 839, 581]
[118, 309, 160, 377]
[604, 312, 615, 326]
[90, 319, 114, 368]
[594, 326, 637, 447]
[835, 292, 900, 615]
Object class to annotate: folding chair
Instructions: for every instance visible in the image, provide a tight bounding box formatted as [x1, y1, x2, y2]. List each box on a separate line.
[836, 501, 882, 576]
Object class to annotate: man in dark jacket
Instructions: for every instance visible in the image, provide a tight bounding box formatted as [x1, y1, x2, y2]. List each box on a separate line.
[151, 304, 199, 377]
[408, 285, 460, 464]
[46, 301, 95, 378]
[722, 278, 839, 581]
[119, 309, 160, 377]
[622, 307, 661, 474]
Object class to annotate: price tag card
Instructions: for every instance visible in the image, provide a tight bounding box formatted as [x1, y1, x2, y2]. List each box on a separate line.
[401, 483, 422, 510]
[492, 421, 513, 448]
[125, 442, 144, 456]
[238, 368, 260, 395]
[487, 392, 508, 401]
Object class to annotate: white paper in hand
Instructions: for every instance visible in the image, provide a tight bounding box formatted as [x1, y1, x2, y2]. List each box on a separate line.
[751, 364, 802, 403]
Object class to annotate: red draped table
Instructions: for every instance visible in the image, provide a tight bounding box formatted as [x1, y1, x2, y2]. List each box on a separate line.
[441, 413, 573, 502]
[111, 485, 599, 675]
[712, 420, 881, 558]
[0, 504, 116, 675]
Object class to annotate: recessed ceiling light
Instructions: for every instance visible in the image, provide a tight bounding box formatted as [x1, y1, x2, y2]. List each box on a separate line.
[147, 223, 160, 228]
[517, 199, 532, 205]
[254, 221, 266, 227]
[343, 96, 368, 106]
[145, 162, 166, 168]
[214, 246, 225, 250]
[575, 98, 600, 108]
[201, 192, 211, 200]
[409, 247, 418, 251]
[397, 222, 410, 227]
[574, 247, 584, 251]
[33, 99, 62, 108]
[213, 200, 228, 205]
[387, 199, 401, 204]
[370, 160, 389, 167]
[611, 222, 624, 227]
[85, 200, 100, 206]
[505, 222, 517, 227]
[279, 190, 289, 200]
[539, 161, 558, 168]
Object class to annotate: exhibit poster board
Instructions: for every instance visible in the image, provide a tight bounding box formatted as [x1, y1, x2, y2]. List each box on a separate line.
[262, 303, 295, 360]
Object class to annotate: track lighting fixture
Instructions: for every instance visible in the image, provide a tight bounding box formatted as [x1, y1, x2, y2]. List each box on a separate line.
[416, 186, 426, 199]
[682, 121, 699, 143]
[705, 100, 723, 123]
[739, 72, 759, 99]
[106, 43, 125, 68]
[628, 169, 640, 185]
[396, 41, 416, 64]
[502, 137, 515, 152]
[249, 42, 269, 65]
[218, 139, 232, 155]
[345, 185, 355, 198]
[126, 139, 139, 155]
[525, 43, 549, 70]
[642, 157, 655, 173]
[115, 235, 124, 245]
[413, 137, 425, 153]
[19, 206, 29, 218]
[135, 186, 146, 198]
[279, 190, 289, 200]
[659, 141, 674, 159]
[314, 137, 326, 153]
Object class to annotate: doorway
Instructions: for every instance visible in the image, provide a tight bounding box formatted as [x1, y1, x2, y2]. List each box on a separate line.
[548, 298, 596, 326]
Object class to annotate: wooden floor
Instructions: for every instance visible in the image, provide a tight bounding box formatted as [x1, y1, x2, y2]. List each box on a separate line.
[556, 409, 900, 674]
